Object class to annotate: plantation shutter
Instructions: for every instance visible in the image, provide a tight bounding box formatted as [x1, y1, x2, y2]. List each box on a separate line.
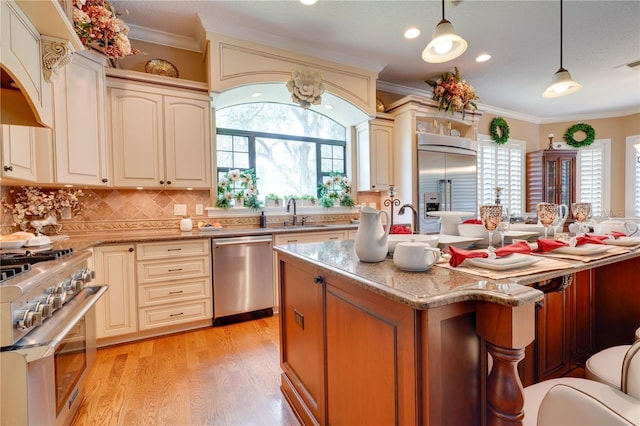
[577, 140, 608, 216]
[477, 137, 525, 216]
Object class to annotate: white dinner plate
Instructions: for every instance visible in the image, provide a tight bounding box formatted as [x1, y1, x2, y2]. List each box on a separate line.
[466, 254, 541, 271]
[604, 236, 640, 247]
[550, 244, 611, 255]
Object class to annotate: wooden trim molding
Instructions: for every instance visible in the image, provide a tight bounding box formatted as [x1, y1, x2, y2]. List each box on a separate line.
[206, 32, 378, 117]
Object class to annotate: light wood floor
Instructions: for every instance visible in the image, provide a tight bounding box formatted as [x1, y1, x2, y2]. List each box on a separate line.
[72, 315, 300, 426]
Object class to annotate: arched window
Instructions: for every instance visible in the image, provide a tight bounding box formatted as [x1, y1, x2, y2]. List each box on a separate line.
[216, 103, 347, 199]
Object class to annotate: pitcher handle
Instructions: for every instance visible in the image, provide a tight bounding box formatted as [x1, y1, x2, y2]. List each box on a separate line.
[379, 210, 391, 239]
[624, 221, 638, 236]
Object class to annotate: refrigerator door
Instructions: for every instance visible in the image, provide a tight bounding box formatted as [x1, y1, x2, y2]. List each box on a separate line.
[418, 151, 446, 233]
[418, 150, 477, 233]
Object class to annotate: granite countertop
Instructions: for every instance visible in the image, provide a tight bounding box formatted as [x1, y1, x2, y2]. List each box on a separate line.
[274, 239, 545, 310]
[274, 239, 640, 311]
[45, 223, 359, 252]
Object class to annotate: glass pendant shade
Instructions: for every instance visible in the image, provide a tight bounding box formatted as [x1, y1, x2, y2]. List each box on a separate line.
[543, 67, 582, 98]
[422, 19, 468, 63]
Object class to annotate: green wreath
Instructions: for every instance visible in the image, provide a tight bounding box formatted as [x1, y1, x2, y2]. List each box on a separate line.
[564, 123, 595, 147]
[490, 117, 510, 145]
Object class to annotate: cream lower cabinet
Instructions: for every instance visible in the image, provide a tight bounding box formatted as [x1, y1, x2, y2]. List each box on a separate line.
[108, 77, 212, 189]
[94, 244, 137, 339]
[136, 240, 212, 330]
[53, 51, 110, 186]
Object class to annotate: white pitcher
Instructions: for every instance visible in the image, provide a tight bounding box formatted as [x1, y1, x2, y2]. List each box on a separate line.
[354, 206, 390, 262]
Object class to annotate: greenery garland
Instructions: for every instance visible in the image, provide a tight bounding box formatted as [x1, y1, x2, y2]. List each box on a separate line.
[490, 117, 510, 145]
[564, 123, 595, 148]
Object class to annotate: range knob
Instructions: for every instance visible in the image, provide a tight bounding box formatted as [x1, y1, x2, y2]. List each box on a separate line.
[44, 294, 60, 310]
[69, 279, 84, 293]
[17, 309, 43, 330]
[35, 301, 54, 318]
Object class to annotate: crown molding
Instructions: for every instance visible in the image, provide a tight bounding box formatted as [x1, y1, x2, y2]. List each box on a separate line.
[128, 24, 202, 52]
[377, 80, 639, 124]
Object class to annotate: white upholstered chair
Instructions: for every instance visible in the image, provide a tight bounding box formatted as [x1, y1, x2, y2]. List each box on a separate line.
[523, 339, 640, 425]
[586, 326, 640, 390]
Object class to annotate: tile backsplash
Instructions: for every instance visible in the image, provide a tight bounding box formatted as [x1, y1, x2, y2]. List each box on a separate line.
[1, 186, 212, 234]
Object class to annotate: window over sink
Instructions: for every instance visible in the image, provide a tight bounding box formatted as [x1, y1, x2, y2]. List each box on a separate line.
[216, 103, 347, 200]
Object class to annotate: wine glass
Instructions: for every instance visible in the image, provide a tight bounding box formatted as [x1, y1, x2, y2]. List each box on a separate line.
[537, 202, 557, 239]
[496, 207, 510, 247]
[480, 205, 502, 249]
[571, 202, 592, 236]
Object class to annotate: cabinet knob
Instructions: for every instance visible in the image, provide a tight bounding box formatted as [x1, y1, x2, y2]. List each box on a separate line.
[102, 178, 108, 183]
[159, 180, 165, 185]
[3, 165, 13, 172]
[313, 276, 324, 285]
[166, 180, 172, 185]
[128, 247, 134, 253]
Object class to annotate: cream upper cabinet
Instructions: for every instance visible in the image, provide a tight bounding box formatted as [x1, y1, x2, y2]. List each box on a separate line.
[108, 77, 212, 189]
[356, 114, 394, 191]
[1, 125, 37, 181]
[53, 51, 110, 186]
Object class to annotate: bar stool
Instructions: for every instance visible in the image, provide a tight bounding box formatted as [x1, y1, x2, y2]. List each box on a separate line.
[585, 326, 640, 390]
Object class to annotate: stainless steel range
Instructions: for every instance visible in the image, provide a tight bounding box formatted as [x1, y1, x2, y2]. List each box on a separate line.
[0, 247, 107, 426]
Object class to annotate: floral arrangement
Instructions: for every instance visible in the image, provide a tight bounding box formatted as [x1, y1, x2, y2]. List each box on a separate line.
[286, 67, 326, 109]
[72, 0, 139, 58]
[1, 187, 87, 228]
[319, 172, 355, 208]
[216, 169, 261, 210]
[426, 67, 479, 119]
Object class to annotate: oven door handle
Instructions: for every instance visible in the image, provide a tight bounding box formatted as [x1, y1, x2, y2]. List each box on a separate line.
[6, 285, 108, 361]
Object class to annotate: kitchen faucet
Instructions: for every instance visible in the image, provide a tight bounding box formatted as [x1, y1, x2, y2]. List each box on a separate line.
[286, 197, 298, 226]
[398, 204, 419, 234]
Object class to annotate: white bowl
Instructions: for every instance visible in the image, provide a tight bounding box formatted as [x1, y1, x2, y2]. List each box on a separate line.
[388, 234, 439, 253]
[457, 223, 500, 245]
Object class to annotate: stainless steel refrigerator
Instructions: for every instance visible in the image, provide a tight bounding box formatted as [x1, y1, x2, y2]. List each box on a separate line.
[417, 134, 478, 233]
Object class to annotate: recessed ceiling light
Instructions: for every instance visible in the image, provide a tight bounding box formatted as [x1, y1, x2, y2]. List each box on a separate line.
[404, 27, 421, 39]
[325, 104, 333, 110]
[300, 0, 317, 5]
[476, 54, 491, 62]
[251, 92, 262, 97]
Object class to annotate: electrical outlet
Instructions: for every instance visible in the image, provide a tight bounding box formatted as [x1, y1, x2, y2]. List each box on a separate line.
[195, 204, 204, 215]
[174, 204, 187, 216]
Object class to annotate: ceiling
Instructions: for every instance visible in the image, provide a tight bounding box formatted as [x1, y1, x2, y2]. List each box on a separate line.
[112, 0, 640, 122]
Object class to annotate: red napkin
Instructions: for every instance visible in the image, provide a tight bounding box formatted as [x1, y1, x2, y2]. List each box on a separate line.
[463, 219, 483, 224]
[535, 236, 606, 254]
[447, 241, 532, 267]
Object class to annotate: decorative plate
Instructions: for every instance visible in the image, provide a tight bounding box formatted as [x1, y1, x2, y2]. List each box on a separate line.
[144, 59, 179, 78]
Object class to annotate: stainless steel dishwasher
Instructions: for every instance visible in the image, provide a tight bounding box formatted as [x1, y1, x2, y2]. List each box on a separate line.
[212, 235, 274, 326]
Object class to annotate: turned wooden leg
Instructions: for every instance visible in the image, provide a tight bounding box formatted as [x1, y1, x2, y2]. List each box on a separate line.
[486, 342, 526, 426]
[476, 301, 537, 426]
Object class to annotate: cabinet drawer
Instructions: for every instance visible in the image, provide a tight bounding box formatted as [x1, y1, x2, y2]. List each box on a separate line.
[275, 232, 345, 245]
[136, 239, 210, 260]
[137, 257, 210, 284]
[138, 277, 211, 307]
[138, 299, 212, 330]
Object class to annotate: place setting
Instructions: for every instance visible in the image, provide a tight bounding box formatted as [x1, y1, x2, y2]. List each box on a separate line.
[436, 205, 574, 280]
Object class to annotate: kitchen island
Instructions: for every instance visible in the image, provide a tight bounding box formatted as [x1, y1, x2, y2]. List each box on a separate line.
[274, 239, 640, 426]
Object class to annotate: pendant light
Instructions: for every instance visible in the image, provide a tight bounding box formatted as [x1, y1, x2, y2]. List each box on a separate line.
[422, 0, 467, 63]
[543, 0, 581, 98]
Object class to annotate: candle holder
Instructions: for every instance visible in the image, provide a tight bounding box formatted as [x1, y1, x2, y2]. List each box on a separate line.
[547, 133, 555, 150]
[383, 185, 401, 231]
